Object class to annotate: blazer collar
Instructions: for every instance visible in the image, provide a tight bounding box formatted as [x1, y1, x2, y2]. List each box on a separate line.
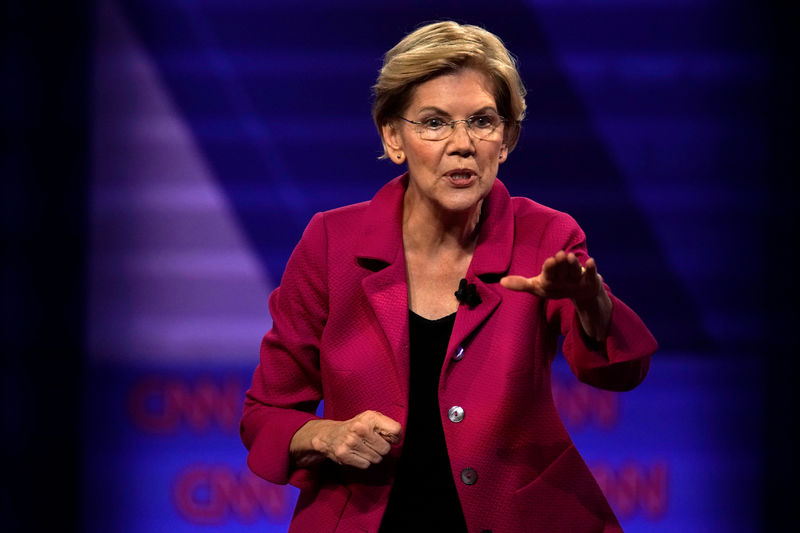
[355, 172, 514, 276]
[470, 175, 514, 277]
[354, 174, 407, 267]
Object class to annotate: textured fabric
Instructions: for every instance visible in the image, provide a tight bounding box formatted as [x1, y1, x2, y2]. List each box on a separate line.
[379, 310, 467, 533]
[241, 174, 658, 533]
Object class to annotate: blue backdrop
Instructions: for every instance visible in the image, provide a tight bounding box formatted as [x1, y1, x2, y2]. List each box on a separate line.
[2, 1, 796, 532]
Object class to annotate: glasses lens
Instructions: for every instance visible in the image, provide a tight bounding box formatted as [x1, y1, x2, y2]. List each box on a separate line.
[415, 114, 504, 141]
[468, 114, 503, 140]
[420, 128, 447, 141]
[415, 117, 448, 140]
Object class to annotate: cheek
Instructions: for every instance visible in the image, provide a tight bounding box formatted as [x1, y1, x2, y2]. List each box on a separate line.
[481, 145, 505, 167]
[406, 141, 442, 167]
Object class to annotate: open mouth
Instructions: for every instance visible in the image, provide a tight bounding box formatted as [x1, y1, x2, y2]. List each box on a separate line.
[444, 169, 477, 186]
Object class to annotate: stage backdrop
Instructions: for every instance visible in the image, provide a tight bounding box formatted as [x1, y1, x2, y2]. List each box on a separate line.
[85, 1, 773, 531]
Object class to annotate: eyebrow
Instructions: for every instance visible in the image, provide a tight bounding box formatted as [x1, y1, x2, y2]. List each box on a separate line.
[415, 105, 498, 117]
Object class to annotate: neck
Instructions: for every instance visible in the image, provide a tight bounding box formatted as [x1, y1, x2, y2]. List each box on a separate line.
[402, 190, 483, 256]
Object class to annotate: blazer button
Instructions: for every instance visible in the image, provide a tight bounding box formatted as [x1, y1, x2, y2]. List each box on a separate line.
[460, 467, 478, 485]
[448, 405, 465, 423]
[453, 346, 465, 361]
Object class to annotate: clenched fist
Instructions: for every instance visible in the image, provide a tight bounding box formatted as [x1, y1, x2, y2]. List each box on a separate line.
[290, 410, 403, 470]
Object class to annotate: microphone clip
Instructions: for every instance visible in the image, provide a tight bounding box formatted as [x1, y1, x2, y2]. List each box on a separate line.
[455, 278, 481, 307]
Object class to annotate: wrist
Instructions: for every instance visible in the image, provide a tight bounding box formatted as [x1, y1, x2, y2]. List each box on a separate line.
[572, 287, 612, 342]
[290, 419, 330, 468]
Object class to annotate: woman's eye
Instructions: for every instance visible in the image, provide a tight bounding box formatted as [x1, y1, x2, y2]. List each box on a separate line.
[422, 117, 446, 129]
[471, 115, 492, 128]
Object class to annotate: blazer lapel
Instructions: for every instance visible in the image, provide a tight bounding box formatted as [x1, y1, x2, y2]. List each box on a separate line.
[361, 259, 410, 403]
[449, 276, 502, 356]
[449, 178, 515, 356]
[356, 175, 411, 403]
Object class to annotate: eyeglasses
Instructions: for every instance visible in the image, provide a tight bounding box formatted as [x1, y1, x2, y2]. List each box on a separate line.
[399, 112, 507, 141]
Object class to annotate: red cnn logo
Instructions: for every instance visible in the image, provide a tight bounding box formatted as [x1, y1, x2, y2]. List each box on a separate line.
[553, 376, 620, 430]
[128, 375, 244, 434]
[173, 464, 294, 524]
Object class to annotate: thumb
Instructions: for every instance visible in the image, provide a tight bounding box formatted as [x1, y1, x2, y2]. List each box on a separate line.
[500, 275, 534, 292]
[501, 275, 545, 297]
[372, 415, 403, 443]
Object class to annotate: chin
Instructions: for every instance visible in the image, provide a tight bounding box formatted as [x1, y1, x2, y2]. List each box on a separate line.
[436, 190, 486, 213]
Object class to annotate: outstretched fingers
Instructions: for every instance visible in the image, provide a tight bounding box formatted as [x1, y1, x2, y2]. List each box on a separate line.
[583, 257, 598, 279]
[501, 251, 603, 302]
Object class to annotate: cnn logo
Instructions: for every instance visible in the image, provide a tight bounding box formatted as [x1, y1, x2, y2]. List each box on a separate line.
[173, 464, 294, 524]
[128, 375, 245, 434]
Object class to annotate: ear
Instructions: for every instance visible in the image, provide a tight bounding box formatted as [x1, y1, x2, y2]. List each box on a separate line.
[381, 122, 406, 164]
[498, 144, 509, 163]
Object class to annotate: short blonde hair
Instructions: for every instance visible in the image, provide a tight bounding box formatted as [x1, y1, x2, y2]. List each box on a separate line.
[372, 21, 527, 158]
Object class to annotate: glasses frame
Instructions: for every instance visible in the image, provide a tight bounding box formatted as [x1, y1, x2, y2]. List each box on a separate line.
[399, 113, 507, 141]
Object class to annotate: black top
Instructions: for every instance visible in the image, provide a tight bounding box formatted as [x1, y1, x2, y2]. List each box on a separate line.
[379, 310, 468, 532]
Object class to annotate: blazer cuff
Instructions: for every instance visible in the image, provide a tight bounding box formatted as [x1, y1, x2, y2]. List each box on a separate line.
[563, 293, 657, 391]
[245, 408, 320, 488]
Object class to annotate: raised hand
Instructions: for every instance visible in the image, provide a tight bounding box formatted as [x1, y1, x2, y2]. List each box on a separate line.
[291, 410, 403, 470]
[500, 250, 612, 341]
[500, 250, 603, 304]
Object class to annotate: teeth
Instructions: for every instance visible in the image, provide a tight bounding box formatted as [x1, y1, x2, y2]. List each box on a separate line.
[450, 173, 471, 180]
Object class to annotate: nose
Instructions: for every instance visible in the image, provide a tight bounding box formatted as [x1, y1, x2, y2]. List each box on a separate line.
[447, 120, 475, 157]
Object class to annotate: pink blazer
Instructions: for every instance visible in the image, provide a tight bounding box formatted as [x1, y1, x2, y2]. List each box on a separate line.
[241, 175, 657, 533]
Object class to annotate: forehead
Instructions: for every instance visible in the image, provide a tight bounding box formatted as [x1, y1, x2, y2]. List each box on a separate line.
[406, 68, 497, 114]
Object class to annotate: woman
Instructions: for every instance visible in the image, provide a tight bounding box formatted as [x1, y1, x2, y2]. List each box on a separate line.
[241, 21, 657, 533]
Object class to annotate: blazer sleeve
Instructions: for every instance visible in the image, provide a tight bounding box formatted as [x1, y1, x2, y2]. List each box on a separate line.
[240, 212, 329, 489]
[544, 212, 658, 392]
